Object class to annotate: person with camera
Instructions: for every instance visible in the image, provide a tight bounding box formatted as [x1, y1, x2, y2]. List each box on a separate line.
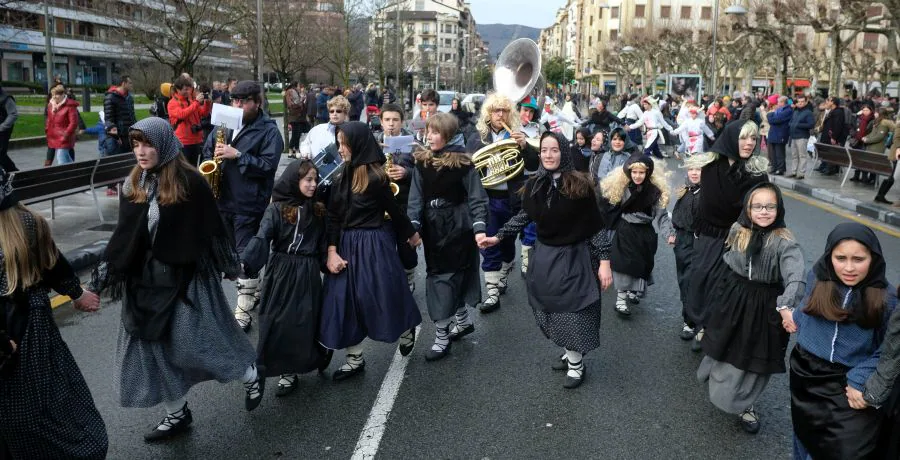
[168, 74, 211, 167]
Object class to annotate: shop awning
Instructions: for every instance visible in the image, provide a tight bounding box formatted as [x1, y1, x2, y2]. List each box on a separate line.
[787, 79, 811, 87]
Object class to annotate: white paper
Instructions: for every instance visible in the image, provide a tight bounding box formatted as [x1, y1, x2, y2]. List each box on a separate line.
[211, 103, 243, 131]
[384, 135, 416, 154]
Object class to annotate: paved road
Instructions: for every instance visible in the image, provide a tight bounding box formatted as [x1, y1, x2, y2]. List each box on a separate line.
[53, 165, 900, 459]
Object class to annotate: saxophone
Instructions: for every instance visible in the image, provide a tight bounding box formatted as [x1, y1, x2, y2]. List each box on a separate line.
[199, 123, 225, 198]
[384, 151, 400, 196]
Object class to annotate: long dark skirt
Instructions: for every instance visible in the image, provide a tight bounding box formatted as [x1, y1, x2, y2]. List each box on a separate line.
[0, 293, 108, 459]
[257, 252, 328, 376]
[529, 242, 602, 354]
[790, 345, 883, 460]
[673, 229, 694, 324]
[610, 221, 657, 280]
[702, 269, 788, 375]
[320, 226, 422, 350]
[685, 233, 728, 328]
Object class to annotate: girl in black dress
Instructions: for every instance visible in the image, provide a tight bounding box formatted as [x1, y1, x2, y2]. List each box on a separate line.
[407, 113, 489, 361]
[670, 155, 704, 340]
[686, 120, 769, 352]
[481, 131, 609, 389]
[0, 167, 107, 458]
[242, 159, 331, 396]
[320, 121, 422, 381]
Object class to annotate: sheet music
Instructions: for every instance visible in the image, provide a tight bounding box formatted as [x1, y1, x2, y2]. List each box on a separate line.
[211, 103, 243, 133]
[384, 135, 416, 154]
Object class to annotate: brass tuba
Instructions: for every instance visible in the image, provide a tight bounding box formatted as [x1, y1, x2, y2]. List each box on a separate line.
[472, 38, 542, 187]
[199, 123, 226, 199]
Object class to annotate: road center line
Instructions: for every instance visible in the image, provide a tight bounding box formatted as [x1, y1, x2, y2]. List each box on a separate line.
[350, 325, 420, 460]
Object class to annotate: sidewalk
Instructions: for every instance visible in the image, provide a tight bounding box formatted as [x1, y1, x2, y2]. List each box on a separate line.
[770, 169, 900, 227]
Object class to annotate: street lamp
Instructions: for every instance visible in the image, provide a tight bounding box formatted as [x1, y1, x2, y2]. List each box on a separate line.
[710, 4, 748, 97]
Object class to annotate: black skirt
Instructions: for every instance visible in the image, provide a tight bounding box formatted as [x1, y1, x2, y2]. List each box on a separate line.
[790, 345, 883, 460]
[701, 269, 789, 375]
[685, 233, 729, 327]
[610, 221, 657, 280]
[876, 381, 900, 459]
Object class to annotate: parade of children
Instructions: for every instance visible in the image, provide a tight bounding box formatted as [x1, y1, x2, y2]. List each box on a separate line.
[4, 87, 900, 459]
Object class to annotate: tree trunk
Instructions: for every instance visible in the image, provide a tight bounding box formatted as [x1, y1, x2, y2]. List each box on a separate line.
[828, 30, 844, 97]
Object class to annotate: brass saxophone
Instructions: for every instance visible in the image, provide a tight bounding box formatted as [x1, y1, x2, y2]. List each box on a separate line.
[384, 151, 400, 196]
[199, 124, 225, 198]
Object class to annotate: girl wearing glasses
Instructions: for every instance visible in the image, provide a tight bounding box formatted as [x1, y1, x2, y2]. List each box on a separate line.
[697, 182, 805, 434]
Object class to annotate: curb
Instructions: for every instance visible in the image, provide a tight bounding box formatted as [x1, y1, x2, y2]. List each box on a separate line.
[770, 176, 900, 228]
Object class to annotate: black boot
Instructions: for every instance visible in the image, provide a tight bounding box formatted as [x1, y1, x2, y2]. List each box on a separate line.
[875, 177, 894, 204]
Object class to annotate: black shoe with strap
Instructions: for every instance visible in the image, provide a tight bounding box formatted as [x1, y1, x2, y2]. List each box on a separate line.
[333, 354, 366, 381]
[448, 323, 475, 341]
[275, 374, 298, 397]
[739, 406, 761, 434]
[563, 360, 585, 389]
[144, 403, 193, 443]
[244, 367, 265, 411]
[398, 328, 416, 356]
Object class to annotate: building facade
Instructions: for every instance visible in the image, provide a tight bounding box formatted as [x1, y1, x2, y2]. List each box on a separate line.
[0, 0, 246, 86]
[372, 0, 488, 91]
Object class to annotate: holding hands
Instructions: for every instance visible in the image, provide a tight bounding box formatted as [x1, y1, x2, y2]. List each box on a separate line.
[408, 232, 422, 248]
[73, 290, 101, 312]
[780, 309, 797, 333]
[598, 261, 612, 291]
[845, 386, 869, 410]
[476, 234, 498, 249]
[327, 250, 348, 274]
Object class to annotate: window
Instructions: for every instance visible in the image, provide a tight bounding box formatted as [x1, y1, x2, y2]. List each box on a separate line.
[444, 53, 452, 61]
[422, 23, 430, 33]
[610, 29, 618, 41]
[863, 32, 879, 49]
[590, 15, 593, 26]
[597, 30, 601, 42]
[635, 5, 645, 17]
[610, 6, 619, 18]
[444, 38, 452, 46]
[661, 6, 670, 18]
[681, 6, 691, 19]
[588, 36, 592, 46]
[701, 6, 711, 19]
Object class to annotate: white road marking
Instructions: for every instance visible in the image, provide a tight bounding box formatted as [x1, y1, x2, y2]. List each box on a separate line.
[350, 326, 420, 460]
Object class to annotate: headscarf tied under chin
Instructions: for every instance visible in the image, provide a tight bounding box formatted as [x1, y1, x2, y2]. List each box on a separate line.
[736, 182, 787, 258]
[812, 222, 887, 290]
[530, 131, 575, 197]
[335, 121, 386, 168]
[129, 117, 184, 194]
[272, 159, 314, 207]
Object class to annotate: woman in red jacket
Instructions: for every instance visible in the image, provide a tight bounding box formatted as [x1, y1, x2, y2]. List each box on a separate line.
[45, 84, 80, 165]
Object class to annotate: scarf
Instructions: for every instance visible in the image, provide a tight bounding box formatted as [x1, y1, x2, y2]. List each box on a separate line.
[735, 183, 787, 258]
[530, 131, 575, 199]
[272, 159, 312, 207]
[812, 223, 887, 290]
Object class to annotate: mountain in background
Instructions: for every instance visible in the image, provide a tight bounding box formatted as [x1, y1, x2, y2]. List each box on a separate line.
[476, 24, 542, 61]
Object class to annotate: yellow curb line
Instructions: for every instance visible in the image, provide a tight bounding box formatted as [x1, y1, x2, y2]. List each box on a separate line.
[782, 190, 900, 239]
[51, 294, 71, 309]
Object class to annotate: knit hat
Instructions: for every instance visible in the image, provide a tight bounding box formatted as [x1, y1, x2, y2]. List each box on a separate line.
[159, 82, 172, 98]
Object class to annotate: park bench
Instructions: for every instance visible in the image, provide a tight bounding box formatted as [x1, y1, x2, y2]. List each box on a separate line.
[11, 153, 135, 223]
[813, 143, 852, 186]
[4, 87, 35, 95]
[846, 147, 894, 189]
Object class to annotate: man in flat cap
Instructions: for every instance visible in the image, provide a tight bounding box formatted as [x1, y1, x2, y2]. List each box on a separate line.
[202, 80, 284, 332]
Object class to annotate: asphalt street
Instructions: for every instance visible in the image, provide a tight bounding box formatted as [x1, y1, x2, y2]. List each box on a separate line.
[52, 159, 900, 460]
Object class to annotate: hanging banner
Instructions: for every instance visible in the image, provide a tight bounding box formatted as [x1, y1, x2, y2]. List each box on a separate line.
[667, 74, 702, 101]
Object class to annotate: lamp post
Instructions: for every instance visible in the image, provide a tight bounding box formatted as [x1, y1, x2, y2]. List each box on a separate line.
[710, 4, 748, 97]
[256, 0, 263, 81]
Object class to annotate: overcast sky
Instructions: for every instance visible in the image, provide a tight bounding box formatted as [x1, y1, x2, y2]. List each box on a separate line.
[468, 0, 566, 29]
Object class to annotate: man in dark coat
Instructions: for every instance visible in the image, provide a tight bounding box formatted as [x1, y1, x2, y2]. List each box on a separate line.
[201, 81, 284, 332]
[816, 96, 850, 175]
[787, 95, 814, 179]
[104, 75, 137, 153]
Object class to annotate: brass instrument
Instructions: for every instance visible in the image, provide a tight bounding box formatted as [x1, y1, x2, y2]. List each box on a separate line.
[384, 152, 400, 196]
[473, 38, 542, 187]
[199, 124, 225, 199]
[472, 139, 525, 188]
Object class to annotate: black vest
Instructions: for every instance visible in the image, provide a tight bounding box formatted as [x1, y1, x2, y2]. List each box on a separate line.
[417, 161, 472, 204]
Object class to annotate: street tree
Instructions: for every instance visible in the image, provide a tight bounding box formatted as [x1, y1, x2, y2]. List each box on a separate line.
[116, 0, 240, 79]
[323, 0, 378, 87]
[543, 56, 576, 87]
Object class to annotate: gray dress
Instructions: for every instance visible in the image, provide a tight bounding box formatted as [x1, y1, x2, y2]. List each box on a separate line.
[697, 231, 806, 413]
[114, 180, 256, 408]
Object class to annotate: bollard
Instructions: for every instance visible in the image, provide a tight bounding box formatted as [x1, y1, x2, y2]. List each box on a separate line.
[82, 86, 91, 112]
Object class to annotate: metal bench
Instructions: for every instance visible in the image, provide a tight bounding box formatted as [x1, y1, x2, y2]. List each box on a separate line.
[846, 147, 894, 189]
[11, 153, 135, 223]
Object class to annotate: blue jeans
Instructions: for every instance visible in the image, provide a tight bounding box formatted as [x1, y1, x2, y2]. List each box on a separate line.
[643, 137, 663, 158]
[792, 435, 812, 460]
[480, 197, 516, 271]
[520, 222, 536, 247]
[54, 148, 73, 165]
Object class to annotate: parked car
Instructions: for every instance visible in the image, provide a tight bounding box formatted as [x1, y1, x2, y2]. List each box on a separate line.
[461, 93, 485, 113]
[437, 90, 461, 113]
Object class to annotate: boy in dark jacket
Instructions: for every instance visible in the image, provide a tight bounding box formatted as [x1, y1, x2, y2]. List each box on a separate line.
[787, 95, 814, 179]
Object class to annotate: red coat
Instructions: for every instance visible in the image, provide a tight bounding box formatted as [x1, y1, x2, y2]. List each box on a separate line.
[167, 90, 212, 146]
[45, 98, 80, 149]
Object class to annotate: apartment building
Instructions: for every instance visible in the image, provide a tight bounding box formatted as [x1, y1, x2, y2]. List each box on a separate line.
[372, 0, 488, 91]
[0, 0, 245, 85]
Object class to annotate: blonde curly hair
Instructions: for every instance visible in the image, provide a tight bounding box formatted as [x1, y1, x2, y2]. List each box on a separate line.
[475, 93, 521, 142]
[599, 158, 670, 209]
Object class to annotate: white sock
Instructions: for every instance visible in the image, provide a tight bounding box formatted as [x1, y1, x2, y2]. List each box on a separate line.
[242, 363, 258, 384]
[432, 318, 452, 352]
[157, 398, 187, 431]
[616, 291, 627, 309]
[340, 344, 365, 372]
[565, 349, 584, 379]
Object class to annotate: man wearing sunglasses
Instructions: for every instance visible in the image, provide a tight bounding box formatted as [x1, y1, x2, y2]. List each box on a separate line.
[202, 80, 284, 332]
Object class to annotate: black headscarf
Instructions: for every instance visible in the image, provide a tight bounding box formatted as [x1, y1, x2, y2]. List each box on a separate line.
[608, 126, 637, 153]
[272, 159, 313, 207]
[336, 121, 385, 167]
[735, 182, 787, 258]
[710, 119, 755, 161]
[530, 131, 575, 198]
[812, 222, 887, 290]
[0, 167, 17, 211]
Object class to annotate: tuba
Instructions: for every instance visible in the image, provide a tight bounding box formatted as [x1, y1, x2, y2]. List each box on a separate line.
[472, 39, 542, 187]
[199, 124, 226, 199]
